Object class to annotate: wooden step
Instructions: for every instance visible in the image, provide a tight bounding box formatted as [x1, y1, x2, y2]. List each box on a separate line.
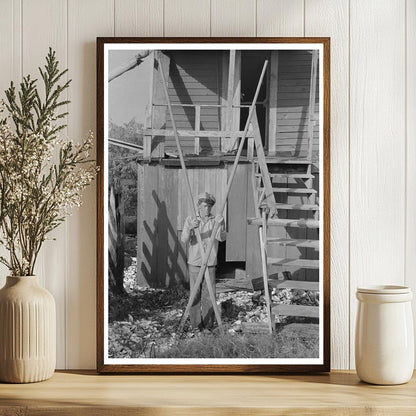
[251, 277, 320, 292]
[260, 203, 319, 211]
[269, 279, 319, 291]
[258, 187, 317, 194]
[247, 218, 320, 228]
[241, 322, 272, 334]
[267, 258, 320, 269]
[266, 238, 319, 249]
[272, 304, 319, 318]
[256, 173, 314, 179]
[261, 158, 313, 165]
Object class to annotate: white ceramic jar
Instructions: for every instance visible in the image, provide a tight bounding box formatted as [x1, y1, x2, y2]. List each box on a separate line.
[355, 285, 414, 385]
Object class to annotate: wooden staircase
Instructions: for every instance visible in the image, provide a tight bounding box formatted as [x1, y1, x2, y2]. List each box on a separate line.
[248, 155, 320, 327]
[245, 51, 320, 333]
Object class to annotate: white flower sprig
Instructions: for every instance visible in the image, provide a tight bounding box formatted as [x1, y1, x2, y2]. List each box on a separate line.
[0, 48, 97, 276]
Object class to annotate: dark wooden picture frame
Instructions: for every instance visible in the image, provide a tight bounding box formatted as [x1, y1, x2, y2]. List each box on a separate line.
[97, 37, 330, 373]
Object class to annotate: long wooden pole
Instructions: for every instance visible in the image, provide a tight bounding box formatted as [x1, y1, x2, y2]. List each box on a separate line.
[226, 50, 236, 151]
[308, 50, 318, 161]
[108, 51, 151, 82]
[260, 209, 273, 334]
[251, 163, 273, 334]
[158, 60, 223, 329]
[178, 60, 269, 332]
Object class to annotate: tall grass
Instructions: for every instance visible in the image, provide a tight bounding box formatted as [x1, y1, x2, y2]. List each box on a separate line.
[157, 324, 319, 359]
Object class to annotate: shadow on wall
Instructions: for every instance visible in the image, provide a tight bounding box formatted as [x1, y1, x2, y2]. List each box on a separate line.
[141, 191, 187, 288]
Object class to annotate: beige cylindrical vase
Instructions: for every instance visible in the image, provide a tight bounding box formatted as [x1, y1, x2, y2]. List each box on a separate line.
[355, 285, 414, 385]
[0, 276, 56, 383]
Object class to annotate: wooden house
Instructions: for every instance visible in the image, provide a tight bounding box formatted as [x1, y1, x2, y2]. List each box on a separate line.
[135, 49, 320, 288]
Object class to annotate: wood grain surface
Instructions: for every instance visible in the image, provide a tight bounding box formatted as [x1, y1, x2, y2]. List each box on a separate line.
[305, 0, 349, 371]
[406, 0, 416, 367]
[165, 0, 211, 37]
[67, 0, 113, 371]
[115, 0, 163, 37]
[22, 0, 68, 369]
[0, 0, 414, 371]
[0, 371, 415, 415]
[257, 0, 304, 37]
[349, 0, 406, 369]
[0, 0, 21, 286]
[211, 0, 256, 37]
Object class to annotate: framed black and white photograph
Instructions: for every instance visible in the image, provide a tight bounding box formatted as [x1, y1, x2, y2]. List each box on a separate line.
[97, 37, 330, 373]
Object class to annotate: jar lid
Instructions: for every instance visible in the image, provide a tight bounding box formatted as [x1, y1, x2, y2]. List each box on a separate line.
[357, 285, 411, 294]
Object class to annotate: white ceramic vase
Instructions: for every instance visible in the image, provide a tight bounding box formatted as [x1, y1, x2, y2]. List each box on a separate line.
[0, 276, 56, 383]
[355, 285, 414, 385]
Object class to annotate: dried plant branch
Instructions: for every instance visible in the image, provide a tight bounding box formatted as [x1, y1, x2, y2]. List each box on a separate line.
[0, 48, 97, 276]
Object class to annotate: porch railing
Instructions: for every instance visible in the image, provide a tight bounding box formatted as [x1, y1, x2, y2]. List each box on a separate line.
[142, 102, 265, 159]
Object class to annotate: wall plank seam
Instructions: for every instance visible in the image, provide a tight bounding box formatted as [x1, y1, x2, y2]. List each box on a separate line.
[210, 0, 212, 36]
[404, 0, 407, 298]
[64, 0, 69, 370]
[0, 0, 413, 370]
[19, 0, 22, 80]
[303, 0, 305, 36]
[348, 0, 351, 369]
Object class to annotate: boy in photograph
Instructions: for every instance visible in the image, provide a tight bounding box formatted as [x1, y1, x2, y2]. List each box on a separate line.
[181, 192, 227, 330]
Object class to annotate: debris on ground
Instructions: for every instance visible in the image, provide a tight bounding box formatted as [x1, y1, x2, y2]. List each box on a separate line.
[108, 257, 319, 358]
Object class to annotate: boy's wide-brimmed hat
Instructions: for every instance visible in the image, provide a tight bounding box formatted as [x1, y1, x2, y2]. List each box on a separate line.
[197, 192, 216, 206]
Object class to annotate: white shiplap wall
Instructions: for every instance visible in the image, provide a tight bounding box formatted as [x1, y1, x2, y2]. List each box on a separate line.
[0, 0, 414, 370]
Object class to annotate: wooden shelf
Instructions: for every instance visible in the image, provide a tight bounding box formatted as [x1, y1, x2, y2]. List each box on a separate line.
[0, 371, 415, 415]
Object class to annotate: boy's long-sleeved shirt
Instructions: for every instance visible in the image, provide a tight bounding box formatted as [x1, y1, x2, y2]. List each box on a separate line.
[181, 215, 226, 266]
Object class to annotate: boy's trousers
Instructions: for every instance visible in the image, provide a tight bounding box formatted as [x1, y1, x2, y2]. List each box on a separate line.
[188, 265, 216, 329]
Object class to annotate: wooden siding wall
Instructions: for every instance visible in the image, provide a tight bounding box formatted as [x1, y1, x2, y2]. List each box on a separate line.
[226, 164, 249, 262]
[137, 164, 186, 288]
[165, 51, 222, 154]
[0, 0, 413, 371]
[275, 50, 319, 160]
[136, 163, 227, 287]
[177, 166, 228, 230]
